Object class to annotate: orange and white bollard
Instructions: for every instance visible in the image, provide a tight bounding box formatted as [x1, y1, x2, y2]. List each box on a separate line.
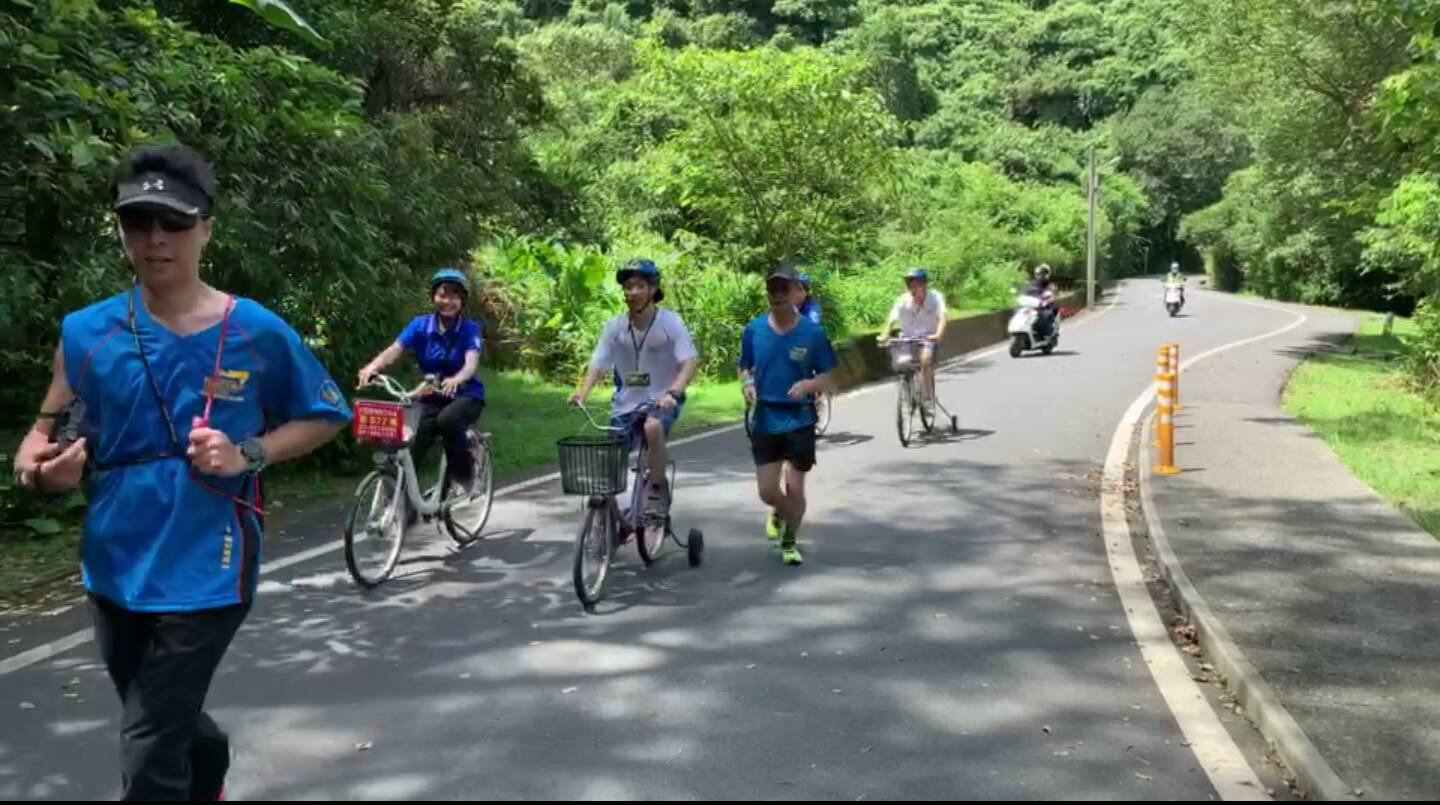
[1153, 347, 1170, 446]
[1168, 343, 1181, 410]
[1154, 371, 1180, 475]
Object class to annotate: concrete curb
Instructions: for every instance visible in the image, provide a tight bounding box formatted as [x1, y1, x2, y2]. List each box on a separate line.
[1138, 414, 1360, 801]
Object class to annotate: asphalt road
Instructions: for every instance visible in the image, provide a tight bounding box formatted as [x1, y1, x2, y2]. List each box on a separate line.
[0, 279, 1296, 800]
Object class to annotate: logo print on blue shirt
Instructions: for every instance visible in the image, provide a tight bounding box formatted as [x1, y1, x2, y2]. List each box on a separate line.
[205, 369, 251, 402]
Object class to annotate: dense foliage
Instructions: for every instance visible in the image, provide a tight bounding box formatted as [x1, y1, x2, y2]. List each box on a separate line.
[8, 0, 1438, 408]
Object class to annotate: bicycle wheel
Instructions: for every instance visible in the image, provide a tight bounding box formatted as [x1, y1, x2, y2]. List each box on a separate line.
[638, 460, 673, 566]
[343, 466, 407, 588]
[573, 500, 614, 611]
[444, 430, 495, 546]
[896, 374, 916, 446]
[815, 391, 833, 435]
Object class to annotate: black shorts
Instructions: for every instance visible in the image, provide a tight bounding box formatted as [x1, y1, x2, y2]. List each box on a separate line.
[751, 425, 818, 472]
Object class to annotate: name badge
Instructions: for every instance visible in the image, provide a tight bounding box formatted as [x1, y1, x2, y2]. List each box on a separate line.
[625, 371, 652, 387]
[789, 346, 809, 362]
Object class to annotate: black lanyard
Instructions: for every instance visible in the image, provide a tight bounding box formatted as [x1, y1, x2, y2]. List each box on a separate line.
[627, 308, 658, 369]
[123, 284, 233, 458]
[127, 285, 183, 454]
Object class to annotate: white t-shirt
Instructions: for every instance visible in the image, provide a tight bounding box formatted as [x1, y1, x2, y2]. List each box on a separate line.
[590, 308, 698, 415]
[891, 290, 947, 337]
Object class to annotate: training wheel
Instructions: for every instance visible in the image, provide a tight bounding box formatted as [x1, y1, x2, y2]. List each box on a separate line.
[687, 528, 704, 567]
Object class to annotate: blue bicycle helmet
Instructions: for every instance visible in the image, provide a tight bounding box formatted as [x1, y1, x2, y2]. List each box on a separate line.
[616, 258, 663, 302]
[905, 267, 929, 283]
[430, 267, 470, 295]
[796, 272, 812, 289]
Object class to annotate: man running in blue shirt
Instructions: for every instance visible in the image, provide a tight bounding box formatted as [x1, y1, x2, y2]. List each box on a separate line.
[10, 145, 351, 800]
[738, 264, 837, 565]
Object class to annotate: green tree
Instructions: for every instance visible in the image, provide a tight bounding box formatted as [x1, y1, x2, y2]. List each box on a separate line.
[629, 44, 900, 270]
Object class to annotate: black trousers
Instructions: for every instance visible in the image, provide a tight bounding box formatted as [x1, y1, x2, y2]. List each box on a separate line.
[1037, 305, 1057, 336]
[412, 395, 484, 483]
[89, 594, 250, 801]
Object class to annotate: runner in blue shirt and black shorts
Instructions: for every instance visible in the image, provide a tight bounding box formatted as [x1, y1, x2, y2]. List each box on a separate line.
[738, 264, 837, 566]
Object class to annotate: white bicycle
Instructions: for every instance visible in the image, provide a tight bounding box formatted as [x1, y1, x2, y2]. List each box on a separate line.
[882, 337, 959, 446]
[343, 374, 495, 587]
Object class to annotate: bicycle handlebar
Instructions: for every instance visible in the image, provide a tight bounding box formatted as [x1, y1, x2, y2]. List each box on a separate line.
[361, 374, 437, 405]
[570, 398, 663, 434]
[879, 335, 934, 346]
[569, 401, 624, 433]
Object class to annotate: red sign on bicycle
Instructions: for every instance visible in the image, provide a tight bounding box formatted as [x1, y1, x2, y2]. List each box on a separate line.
[353, 400, 405, 445]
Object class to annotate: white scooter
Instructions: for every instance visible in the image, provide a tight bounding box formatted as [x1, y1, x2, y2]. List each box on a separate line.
[1008, 290, 1061, 357]
[1165, 283, 1185, 317]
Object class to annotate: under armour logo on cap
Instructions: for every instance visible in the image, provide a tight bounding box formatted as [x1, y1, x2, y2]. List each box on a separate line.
[114, 171, 210, 214]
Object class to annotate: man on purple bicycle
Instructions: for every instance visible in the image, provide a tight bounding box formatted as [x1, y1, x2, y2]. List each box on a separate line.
[570, 259, 698, 517]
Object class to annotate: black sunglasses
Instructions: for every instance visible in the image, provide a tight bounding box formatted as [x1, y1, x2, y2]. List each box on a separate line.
[119, 208, 201, 233]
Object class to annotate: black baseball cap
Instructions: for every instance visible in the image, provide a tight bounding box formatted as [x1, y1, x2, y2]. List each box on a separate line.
[767, 264, 800, 283]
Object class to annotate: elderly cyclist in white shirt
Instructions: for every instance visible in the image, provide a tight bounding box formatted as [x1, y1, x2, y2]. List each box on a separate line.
[878, 267, 947, 409]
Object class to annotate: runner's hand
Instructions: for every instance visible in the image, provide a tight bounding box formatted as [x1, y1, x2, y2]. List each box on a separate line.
[16, 439, 87, 493]
[188, 422, 245, 478]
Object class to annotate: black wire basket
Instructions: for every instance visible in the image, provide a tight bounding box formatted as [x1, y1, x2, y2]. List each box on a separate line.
[556, 434, 629, 497]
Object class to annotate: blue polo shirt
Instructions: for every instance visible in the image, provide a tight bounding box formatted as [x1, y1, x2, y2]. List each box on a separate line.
[62, 290, 352, 612]
[397, 314, 484, 399]
[738, 313, 838, 434]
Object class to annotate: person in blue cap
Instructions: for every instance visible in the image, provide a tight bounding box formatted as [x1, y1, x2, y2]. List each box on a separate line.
[571, 258, 697, 517]
[358, 267, 486, 491]
[792, 272, 822, 326]
[878, 267, 947, 412]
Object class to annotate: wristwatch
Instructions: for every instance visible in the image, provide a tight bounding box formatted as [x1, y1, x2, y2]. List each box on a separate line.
[238, 438, 267, 474]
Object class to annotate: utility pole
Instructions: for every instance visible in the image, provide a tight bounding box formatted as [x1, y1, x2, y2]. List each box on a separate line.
[1086, 149, 1098, 309]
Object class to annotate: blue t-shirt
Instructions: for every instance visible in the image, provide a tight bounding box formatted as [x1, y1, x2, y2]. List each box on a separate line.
[62, 290, 352, 612]
[738, 314, 838, 434]
[397, 314, 484, 399]
[798, 298, 822, 326]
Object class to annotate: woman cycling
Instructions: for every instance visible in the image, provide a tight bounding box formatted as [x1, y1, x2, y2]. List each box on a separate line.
[358, 268, 485, 490]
